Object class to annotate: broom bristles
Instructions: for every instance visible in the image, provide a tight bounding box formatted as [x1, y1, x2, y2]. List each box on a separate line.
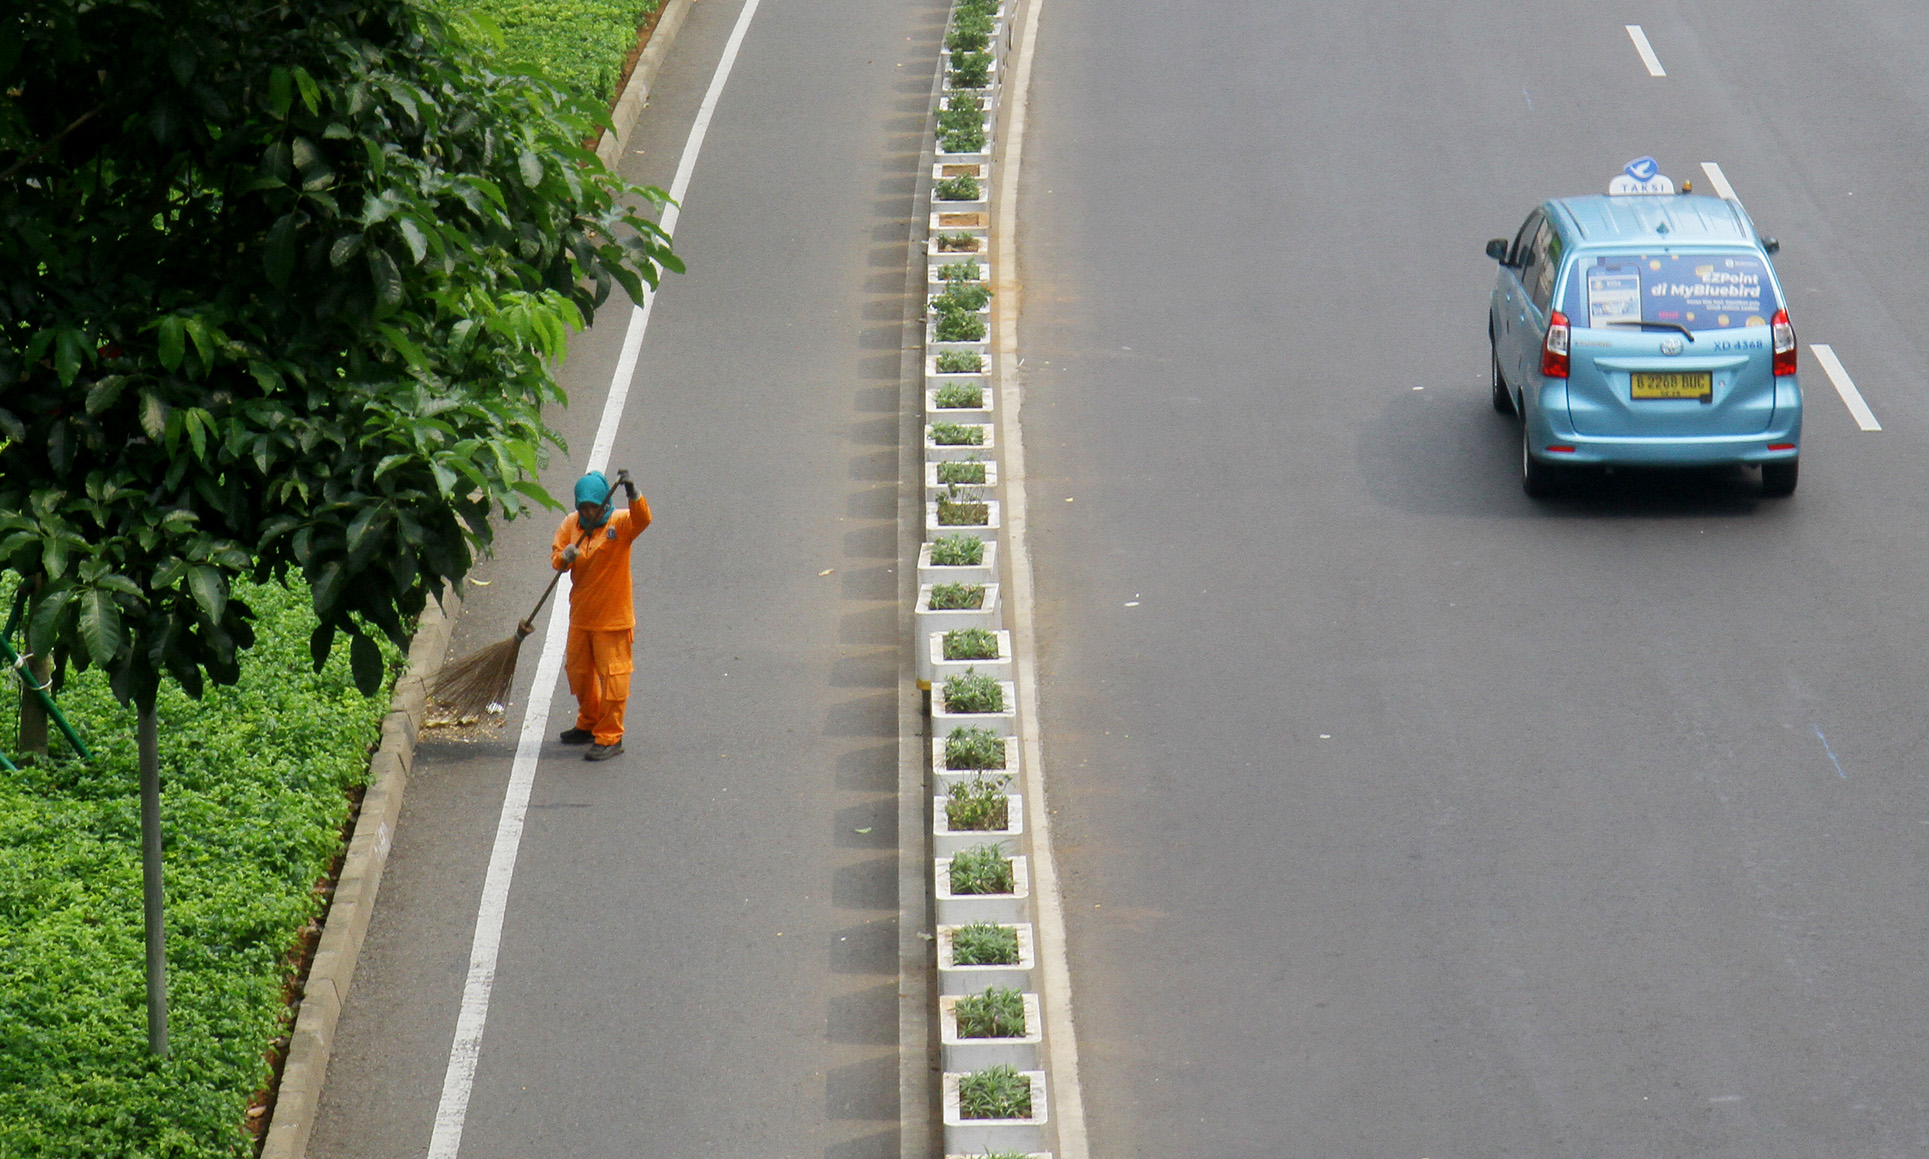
[429, 633, 527, 720]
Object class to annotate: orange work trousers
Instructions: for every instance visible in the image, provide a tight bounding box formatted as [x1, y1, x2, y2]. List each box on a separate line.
[565, 627, 634, 745]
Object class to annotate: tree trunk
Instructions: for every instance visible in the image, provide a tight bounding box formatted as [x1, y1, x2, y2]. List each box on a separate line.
[138, 702, 168, 1056]
[17, 651, 50, 762]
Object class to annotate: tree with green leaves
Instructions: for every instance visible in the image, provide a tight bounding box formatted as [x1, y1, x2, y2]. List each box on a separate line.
[0, 0, 680, 1051]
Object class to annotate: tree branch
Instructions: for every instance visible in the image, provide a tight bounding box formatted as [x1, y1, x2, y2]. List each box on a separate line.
[0, 105, 108, 184]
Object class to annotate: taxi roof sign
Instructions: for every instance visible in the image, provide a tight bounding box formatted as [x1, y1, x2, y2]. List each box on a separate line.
[1608, 155, 1674, 195]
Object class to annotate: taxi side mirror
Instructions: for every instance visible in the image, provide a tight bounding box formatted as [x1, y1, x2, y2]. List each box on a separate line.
[1485, 238, 1511, 262]
[1760, 237, 1780, 255]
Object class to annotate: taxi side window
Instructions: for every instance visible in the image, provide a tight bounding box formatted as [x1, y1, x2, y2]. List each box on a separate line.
[1509, 210, 1543, 266]
[1523, 222, 1560, 313]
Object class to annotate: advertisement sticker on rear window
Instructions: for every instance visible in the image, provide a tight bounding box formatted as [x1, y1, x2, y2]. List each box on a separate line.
[1577, 253, 1773, 331]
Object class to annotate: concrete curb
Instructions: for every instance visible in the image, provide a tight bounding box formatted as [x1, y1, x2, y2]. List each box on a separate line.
[262, 588, 461, 1159]
[595, 0, 697, 172]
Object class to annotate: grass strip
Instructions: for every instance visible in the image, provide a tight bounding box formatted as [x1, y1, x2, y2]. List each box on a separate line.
[0, 575, 396, 1157]
[441, 0, 663, 103]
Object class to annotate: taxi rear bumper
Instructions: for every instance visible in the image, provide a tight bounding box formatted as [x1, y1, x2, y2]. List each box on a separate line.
[1525, 380, 1801, 466]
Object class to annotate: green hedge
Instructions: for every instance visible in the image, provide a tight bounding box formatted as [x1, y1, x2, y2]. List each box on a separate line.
[0, 577, 396, 1157]
[447, 0, 663, 103]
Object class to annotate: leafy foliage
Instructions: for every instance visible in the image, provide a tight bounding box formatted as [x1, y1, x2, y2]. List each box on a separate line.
[943, 726, 1006, 770]
[934, 382, 984, 409]
[936, 461, 986, 485]
[956, 1064, 1032, 1120]
[948, 51, 994, 91]
[937, 93, 987, 154]
[929, 534, 985, 567]
[934, 231, 982, 253]
[943, 627, 999, 661]
[934, 174, 981, 202]
[954, 986, 1026, 1039]
[0, 0, 680, 708]
[444, 0, 661, 102]
[928, 582, 986, 611]
[928, 422, 985, 447]
[943, 669, 1004, 714]
[945, 769, 1011, 830]
[932, 282, 991, 314]
[948, 842, 1014, 895]
[935, 260, 983, 285]
[945, 9, 993, 55]
[937, 493, 989, 526]
[0, 575, 393, 1157]
[948, 920, 1019, 966]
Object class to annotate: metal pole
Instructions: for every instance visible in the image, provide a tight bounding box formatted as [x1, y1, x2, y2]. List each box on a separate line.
[138, 702, 168, 1056]
[0, 633, 91, 761]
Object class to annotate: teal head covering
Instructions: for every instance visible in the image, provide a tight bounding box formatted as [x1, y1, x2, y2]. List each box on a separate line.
[573, 471, 612, 528]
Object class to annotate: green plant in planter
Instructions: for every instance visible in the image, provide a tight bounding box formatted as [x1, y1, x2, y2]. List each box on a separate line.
[929, 582, 987, 610]
[949, 920, 1020, 965]
[929, 421, 985, 446]
[937, 487, 987, 524]
[946, 769, 1012, 830]
[936, 232, 982, 253]
[932, 282, 991, 313]
[935, 173, 982, 202]
[934, 307, 988, 343]
[943, 669, 1004, 714]
[955, 985, 1027, 1038]
[949, 50, 993, 90]
[947, 9, 993, 53]
[943, 627, 1000, 661]
[935, 382, 985, 410]
[936, 460, 987, 485]
[944, 724, 1004, 767]
[949, 842, 1015, 895]
[940, 122, 987, 154]
[937, 259, 983, 285]
[930, 533, 986, 567]
[957, 1063, 1032, 1119]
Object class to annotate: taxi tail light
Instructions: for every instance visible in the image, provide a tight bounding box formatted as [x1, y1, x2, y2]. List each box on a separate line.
[1771, 309, 1796, 376]
[1541, 312, 1570, 378]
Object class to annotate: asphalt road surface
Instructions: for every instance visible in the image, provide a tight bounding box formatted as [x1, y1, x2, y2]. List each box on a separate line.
[1019, 0, 1929, 1156]
[311, 0, 942, 1155]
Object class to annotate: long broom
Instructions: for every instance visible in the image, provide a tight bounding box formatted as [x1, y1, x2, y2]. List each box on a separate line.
[429, 477, 624, 719]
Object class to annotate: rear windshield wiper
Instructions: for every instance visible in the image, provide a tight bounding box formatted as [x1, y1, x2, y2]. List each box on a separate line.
[1604, 320, 1695, 342]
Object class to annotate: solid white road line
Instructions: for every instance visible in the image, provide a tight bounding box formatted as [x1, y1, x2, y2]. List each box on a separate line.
[994, 0, 1092, 1156]
[1810, 344, 1882, 431]
[422, 1, 766, 1155]
[1626, 24, 1667, 76]
[1699, 161, 1738, 201]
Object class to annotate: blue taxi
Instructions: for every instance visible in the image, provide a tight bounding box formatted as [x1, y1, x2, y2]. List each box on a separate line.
[1486, 162, 1800, 497]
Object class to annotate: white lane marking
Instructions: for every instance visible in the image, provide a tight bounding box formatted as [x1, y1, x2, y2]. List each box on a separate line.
[1810, 344, 1881, 431]
[1699, 161, 1738, 201]
[1626, 24, 1667, 76]
[423, 0, 766, 1154]
[995, 0, 1091, 1156]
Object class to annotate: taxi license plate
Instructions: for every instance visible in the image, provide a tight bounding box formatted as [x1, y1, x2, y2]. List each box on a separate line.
[1631, 371, 1712, 401]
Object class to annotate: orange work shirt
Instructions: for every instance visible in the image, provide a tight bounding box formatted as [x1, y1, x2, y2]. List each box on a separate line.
[551, 494, 652, 631]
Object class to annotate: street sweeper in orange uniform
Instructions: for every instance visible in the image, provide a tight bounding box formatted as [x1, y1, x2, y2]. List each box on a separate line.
[552, 469, 651, 761]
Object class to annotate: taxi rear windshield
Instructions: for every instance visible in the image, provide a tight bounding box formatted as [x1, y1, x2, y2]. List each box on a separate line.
[1562, 251, 1781, 332]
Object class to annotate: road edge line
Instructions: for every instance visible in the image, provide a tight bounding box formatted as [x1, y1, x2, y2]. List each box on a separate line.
[992, 0, 1093, 1156]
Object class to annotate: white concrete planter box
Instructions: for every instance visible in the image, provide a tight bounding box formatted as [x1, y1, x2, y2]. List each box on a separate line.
[930, 735, 1020, 786]
[925, 367, 990, 399]
[925, 386, 994, 426]
[935, 852, 1029, 925]
[942, 1070, 1047, 1156]
[916, 583, 1002, 659]
[937, 922, 1034, 995]
[925, 497, 1002, 542]
[927, 269, 992, 300]
[932, 786, 1022, 857]
[932, 678, 1017, 735]
[917, 538, 998, 587]
[924, 422, 995, 461]
[930, 208, 988, 234]
[924, 459, 999, 502]
[940, 991, 1043, 1072]
[932, 195, 990, 218]
[927, 627, 1013, 689]
[941, 51, 1002, 92]
[927, 313, 992, 354]
[932, 160, 990, 188]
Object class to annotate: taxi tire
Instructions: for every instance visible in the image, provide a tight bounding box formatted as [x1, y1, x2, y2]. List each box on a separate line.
[1761, 459, 1798, 497]
[1491, 349, 1514, 415]
[1521, 419, 1555, 498]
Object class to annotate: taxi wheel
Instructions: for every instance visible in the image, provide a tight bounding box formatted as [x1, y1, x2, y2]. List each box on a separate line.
[1521, 419, 1555, 498]
[1761, 459, 1798, 497]
[1491, 349, 1514, 415]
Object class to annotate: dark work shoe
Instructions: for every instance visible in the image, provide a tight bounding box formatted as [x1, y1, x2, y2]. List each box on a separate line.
[584, 741, 625, 762]
[559, 727, 594, 745]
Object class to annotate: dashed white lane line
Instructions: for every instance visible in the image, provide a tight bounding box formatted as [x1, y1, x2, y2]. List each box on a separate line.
[1811, 344, 1882, 431]
[1699, 161, 1738, 201]
[1626, 24, 1667, 76]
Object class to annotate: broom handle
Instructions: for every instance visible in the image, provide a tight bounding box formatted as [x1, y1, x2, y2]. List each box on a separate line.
[515, 482, 624, 637]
